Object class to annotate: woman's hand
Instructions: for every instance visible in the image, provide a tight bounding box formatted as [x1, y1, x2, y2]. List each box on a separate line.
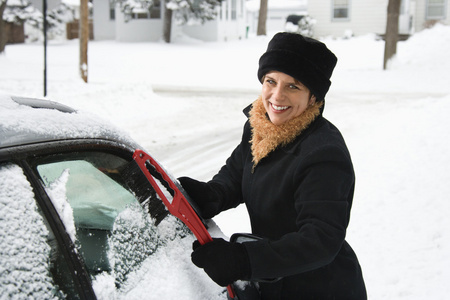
[178, 176, 221, 219]
[191, 238, 251, 286]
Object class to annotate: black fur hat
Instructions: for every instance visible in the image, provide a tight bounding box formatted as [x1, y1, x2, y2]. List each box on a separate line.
[258, 32, 337, 101]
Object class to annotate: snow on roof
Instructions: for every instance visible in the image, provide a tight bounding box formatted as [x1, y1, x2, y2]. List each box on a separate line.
[0, 94, 137, 149]
[246, 0, 307, 12]
[62, 0, 80, 7]
[6, 0, 28, 6]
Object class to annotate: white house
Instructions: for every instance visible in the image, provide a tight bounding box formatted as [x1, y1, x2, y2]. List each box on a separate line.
[182, 0, 247, 41]
[93, 0, 247, 42]
[245, 0, 308, 34]
[308, 0, 450, 38]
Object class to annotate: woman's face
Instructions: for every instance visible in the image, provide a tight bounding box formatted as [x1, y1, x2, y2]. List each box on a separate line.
[261, 71, 316, 126]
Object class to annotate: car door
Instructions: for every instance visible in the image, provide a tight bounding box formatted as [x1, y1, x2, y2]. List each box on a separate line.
[0, 162, 83, 300]
[1, 140, 171, 299]
[28, 145, 173, 292]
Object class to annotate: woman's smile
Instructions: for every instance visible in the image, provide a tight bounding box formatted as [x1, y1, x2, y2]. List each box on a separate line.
[270, 103, 290, 112]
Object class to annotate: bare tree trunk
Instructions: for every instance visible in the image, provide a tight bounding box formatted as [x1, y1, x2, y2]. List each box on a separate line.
[80, 0, 88, 82]
[383, 0, 401, 70]
[0, 1, 7, 54]
[163, 6, 173, 43]
[257, 0, 268, 36]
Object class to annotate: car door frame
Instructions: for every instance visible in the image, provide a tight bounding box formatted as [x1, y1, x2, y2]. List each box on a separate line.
[0, 138, 138, 300]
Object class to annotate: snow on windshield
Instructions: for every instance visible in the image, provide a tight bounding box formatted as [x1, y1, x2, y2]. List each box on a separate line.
[0, 164, 59, 299]
[44, 168, 77, 242]
[108, 203, 158, 287]
[90, 202, 161, 299]
[93, 204, 227, 299]
[116, 215, 228, 300]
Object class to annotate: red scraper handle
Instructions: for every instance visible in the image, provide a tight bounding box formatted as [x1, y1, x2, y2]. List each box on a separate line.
[132, 149, 236, 298]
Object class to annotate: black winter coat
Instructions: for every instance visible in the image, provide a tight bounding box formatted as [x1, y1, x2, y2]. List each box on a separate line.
[192, 106, 366, 299]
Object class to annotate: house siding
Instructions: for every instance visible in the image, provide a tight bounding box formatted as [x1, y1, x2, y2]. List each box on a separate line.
[93, 0, 115, 40]
[183, 0, 246, 42]
[115, 10, 163, 42]
[91, 0, 246, 42]
[308, 0, 389, 38]
[308, 0, 449, 38]
[414, 0, 427, 30]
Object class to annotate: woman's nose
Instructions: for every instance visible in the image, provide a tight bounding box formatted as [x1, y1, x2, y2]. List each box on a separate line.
[272, 85, 285, 101]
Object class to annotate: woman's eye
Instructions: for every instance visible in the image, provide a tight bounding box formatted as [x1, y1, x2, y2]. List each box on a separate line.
[266, 79, 275, 85]
[289, 84, 299, 90]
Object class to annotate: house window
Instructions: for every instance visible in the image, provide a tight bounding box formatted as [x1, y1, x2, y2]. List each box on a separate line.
[130, 11, 150, 19]
[129, 0, 161, 19]
[231, 0, 237, 20]
[426, 0, 447, 19]
[150, 0, 161, 19]
[109, 0, 115, 20]
[332, 0, 350, 20]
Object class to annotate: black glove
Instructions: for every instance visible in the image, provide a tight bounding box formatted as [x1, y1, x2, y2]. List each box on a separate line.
[178, 177, 222, 219]
[191, 238, 251, 287]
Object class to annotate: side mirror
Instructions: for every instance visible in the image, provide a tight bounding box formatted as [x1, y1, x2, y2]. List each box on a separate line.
[230, 233, 264, 244]
[230, 233, 281, 284]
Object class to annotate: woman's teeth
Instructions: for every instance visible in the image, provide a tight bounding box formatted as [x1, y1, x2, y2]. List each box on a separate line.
[271, 103, 289, 111]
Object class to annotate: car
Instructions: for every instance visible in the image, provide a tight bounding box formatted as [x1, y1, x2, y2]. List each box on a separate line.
[0, 94, 254, 299]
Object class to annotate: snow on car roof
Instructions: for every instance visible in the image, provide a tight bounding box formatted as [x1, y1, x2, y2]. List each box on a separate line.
[0, 94, 138, 149]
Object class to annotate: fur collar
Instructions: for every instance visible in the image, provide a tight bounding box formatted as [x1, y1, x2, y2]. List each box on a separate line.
[249, 96, 322, 169]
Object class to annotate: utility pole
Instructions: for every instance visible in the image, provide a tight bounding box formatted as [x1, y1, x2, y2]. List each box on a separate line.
[257, 0, 268, 36]
[163, 6, 173, 43]
[383, 0, 401, 70]
[43, 0, 47, 96]
[80, 0, 88, 82]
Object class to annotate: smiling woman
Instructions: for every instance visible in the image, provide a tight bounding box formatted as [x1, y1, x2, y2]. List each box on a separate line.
[178, 32, 367, 299]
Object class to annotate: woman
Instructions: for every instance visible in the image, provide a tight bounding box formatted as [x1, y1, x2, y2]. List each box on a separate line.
[179, 32, 367, 299]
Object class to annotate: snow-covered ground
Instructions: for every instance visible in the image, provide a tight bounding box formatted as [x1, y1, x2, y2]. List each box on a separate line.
[1, 25, 450, 299]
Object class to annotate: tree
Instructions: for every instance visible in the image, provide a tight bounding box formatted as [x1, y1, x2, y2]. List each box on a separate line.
[0, 0, 6, 53]
[1, 1, 74, 46]
[1, 0, 40, 52]
[257, 0, 267, 36]
[116, 0, 153, 17]
[383, 0, 401, 70]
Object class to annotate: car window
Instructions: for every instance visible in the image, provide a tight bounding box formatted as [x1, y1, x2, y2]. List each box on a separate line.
[0, 163, 74, 299]
[34, 152, 161, 291]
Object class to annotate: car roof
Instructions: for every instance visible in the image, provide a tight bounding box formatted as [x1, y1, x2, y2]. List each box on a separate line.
[0, 94, 139, 150]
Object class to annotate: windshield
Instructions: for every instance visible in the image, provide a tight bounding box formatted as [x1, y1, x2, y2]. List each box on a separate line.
[34, 151, 167, 290]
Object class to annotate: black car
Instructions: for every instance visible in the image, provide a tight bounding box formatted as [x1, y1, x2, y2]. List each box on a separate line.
[0, 95, 237, 299]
